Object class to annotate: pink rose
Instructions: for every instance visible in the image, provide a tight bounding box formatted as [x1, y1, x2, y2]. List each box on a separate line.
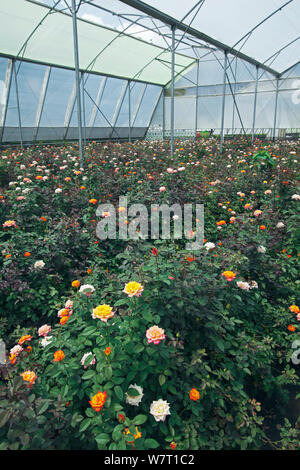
[146, 326, 166, 345]
[38, 324, 52, 337]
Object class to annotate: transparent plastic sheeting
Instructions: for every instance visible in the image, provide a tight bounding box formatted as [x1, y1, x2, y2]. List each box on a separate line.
[0, 0, 195, 86]
[138, 0, 300, 74]
[148, 58, 300, 139]
[0, 57, 162, 143]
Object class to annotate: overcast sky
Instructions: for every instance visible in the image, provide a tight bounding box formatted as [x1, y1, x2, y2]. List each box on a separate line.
[45, 0, 300, 72]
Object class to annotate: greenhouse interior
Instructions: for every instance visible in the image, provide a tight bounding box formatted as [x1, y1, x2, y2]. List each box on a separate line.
[0, 0, 299, 454]
[1, 0, 300, 151]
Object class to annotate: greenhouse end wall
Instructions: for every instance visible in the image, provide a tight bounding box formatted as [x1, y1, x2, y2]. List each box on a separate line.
[148, 56, 300, 141]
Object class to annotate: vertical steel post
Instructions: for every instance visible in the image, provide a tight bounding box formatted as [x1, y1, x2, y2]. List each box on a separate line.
[71, 0, 84, 167]
[0, 59, 13, 145]
[273, 78, 279, 141]
[170, 25, 176, 156]
[231, 57, 238, 136]
[162, 90, 165, 140]
[220, 52, 228, 154]
[251, 66, 259, 145]
[195, 59, 199, 140]
[128, 80, 131, 142]
[81, 71, 87, 145]
[13, 60, 23, 148]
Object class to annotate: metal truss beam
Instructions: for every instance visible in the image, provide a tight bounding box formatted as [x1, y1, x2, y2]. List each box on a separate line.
[263, 35, 300, 69]
[34, 66, 51, 141]
[147, 86, 163, 130]
[64, 81, 77, 138]
[111, 81, 128, 128]
[118, 0, 280, 77]
[88, 76, 107, 127]
[279, 60, 300, 77]
[131, 83, 147, 126]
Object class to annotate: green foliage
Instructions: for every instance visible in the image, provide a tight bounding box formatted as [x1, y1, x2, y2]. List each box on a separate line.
[0, 138, 299, 450]
[251, 150, 276, 168]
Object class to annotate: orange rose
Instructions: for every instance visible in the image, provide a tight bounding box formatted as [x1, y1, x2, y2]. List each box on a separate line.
[89, 391, 107, 412]
[9, 354, 17, 365]
[21, 370, 37, 386]
[72, 280, 80, 288]
[60, 316, 70, 326]
[18, 335, 33, 345]
[222, 271, 237, 282]
[53, 350, 65, 362]
[189, 388, 200, 401]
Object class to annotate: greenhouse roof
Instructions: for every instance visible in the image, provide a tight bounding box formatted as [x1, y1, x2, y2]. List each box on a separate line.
[0, 0, 197, 86]
[2, 0, 298, 87]
[115, 0, 300, 76]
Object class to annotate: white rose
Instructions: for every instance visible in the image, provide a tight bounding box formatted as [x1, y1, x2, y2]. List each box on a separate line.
[79, 284, 95, 296]
[34, 260, 45, 269]
[204, 242, 215, 251]
[150, 399, 171, 422]
[237, 281, 250, 291]
[40, 336, 53, 348]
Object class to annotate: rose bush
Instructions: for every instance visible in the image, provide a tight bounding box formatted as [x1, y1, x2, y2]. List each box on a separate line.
[0, 138, 299, 450]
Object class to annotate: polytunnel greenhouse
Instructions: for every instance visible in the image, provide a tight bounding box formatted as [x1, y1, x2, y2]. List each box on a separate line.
[0, 0, 299, 454]
[1, 0, 300, 153]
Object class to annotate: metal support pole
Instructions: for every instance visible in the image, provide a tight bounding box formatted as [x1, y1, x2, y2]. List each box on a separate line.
[13, 60, 23, 148]
[273, 78, 279, 141]
[231, 58, 238, 136]
[0, 59, 13, 145]
[71, 0, 84, 167]
[162, 90, 165, 140]
[81, 72, 87, 145]
[170, 25, 176, 156]
[220, 52, 228, 154]
[195, 59, 199, 140]
[251, 66, 259, 145]
[128, 80, 131, 142]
